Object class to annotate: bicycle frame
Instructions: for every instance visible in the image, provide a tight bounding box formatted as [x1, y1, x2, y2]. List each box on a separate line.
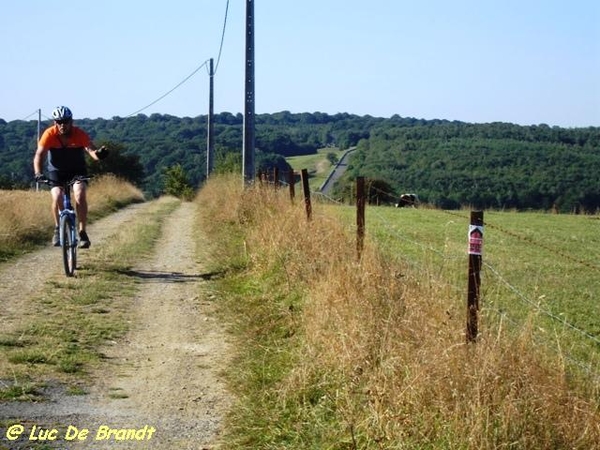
[40, 176, 89, 276]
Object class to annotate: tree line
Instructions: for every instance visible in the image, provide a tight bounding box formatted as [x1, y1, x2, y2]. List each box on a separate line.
[1, 112, 598, 211]
[334, 121, 600, 212]
[0, 112, 369, 195]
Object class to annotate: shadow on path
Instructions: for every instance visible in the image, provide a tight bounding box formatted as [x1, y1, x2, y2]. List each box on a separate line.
[115, 269, 223, 283]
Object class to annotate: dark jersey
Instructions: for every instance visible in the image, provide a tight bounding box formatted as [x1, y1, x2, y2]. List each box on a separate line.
[38, 125, 91, 173]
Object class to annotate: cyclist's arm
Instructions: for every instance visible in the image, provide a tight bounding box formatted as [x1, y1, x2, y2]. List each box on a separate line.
[33, 143, 48, 175]
[85, 143, 108, 161]
[85, 144, 100, 161]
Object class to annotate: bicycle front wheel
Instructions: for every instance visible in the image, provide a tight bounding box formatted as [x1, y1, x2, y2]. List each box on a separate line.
[60, 215, 77, 277]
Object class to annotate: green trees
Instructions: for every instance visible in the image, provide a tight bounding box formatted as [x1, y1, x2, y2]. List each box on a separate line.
[336, 128, 600, 211]
[214, 148, 242, 175]
[162, 164, 195, 201]
[86, 141, 145, 185]
[1, 112, 599, 211]
[326, 152, 339, 165]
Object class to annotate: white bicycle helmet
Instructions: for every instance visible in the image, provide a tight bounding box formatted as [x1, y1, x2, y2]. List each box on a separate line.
[52, 106, 73, 121]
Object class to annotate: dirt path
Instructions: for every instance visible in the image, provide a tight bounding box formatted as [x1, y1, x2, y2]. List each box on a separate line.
[0, 201, 232, 449]
[0, 203, 148, 336]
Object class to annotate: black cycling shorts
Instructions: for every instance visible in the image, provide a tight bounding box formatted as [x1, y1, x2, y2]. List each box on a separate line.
[47, 170, 88, 187]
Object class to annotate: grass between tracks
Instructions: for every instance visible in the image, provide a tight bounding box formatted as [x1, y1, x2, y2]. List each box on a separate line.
[196, 173, 600, 449]
[0, 192, 180, 401]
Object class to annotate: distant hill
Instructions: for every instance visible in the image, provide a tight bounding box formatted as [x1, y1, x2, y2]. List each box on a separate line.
[1, 112, 598, 211]
[334, 120, 600, 212]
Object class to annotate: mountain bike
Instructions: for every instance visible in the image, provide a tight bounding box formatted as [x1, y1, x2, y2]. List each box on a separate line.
[40, 176, 90, 277]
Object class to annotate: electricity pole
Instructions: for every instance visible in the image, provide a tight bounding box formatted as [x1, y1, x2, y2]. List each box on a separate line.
[36, 109, 41, 191]
[243, 0, 255, 185]
[37, 108, 41, 142]
[206, 58, 215, 177]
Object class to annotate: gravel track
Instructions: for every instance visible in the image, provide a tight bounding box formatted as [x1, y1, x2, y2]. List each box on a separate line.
[0, 201, 232, 450]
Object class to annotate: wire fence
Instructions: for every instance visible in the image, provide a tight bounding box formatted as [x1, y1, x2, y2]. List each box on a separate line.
[264, 168, 600, 381]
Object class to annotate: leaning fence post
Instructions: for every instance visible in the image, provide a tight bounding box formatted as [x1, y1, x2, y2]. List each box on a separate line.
[301, 169, 312, 221]
[466, 211, 484, 343]
[288, 170, 296, 203]
[356, 176, 365, 259]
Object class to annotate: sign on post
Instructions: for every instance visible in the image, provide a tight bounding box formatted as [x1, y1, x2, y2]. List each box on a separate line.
[466, 211, 484, 342]
[468, 225, 484, 255]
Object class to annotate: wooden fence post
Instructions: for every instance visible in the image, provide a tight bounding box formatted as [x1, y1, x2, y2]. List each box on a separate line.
[356, 177, 365, 259]
[301, 169, 312, 221]
[288, 170, 295, 203]
[466, 211, 484, 343]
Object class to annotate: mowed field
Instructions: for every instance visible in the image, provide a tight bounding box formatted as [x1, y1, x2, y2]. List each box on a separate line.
[328, 203, 600, 375]
[286, 148, 346, 190]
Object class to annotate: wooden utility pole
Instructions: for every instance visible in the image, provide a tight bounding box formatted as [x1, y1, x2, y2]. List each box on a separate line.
[466, 211, 484, 342]
[36, 109, 41, 191]
[243, 0, 255, 185]
[37, 108, 41, 142]
[206, 58, 215, 177]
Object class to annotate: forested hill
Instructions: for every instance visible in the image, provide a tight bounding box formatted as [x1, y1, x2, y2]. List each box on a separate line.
[0, 112, 372, 196]
[335, 120, 600, 212]
[1, 112, 599, 211]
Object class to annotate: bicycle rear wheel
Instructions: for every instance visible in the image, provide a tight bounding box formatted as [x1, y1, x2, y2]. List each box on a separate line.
[60, 215, 77, 276]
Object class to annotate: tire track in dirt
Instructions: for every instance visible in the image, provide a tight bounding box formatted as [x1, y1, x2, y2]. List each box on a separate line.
[0, 203, 149, 336]
[0, 201, 232, 449]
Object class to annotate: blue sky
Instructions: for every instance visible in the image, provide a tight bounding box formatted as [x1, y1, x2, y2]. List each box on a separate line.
[1, 0, 598, 127]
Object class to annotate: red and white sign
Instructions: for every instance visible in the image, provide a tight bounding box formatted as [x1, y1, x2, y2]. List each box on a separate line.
[468, 225, 484, 255]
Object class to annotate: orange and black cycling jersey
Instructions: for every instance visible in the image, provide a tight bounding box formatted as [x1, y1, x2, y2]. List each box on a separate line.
[39, 125, 91, 173]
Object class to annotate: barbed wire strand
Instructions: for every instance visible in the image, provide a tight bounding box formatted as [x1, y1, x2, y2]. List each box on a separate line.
[310, 183, 600, 353]
[369, 198, 600, 347]
[484, 262, 600, 346]
[484, 306, 600, 381]
[368, 203, 600, 373]
[269, 177, 600, 376]
[440, 209, 600, 272]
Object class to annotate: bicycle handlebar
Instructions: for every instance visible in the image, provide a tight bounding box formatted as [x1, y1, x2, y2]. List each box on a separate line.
[37, 175, 92, 186]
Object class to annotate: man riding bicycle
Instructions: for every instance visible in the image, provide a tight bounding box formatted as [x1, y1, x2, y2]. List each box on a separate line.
[33, 106, 108, 248]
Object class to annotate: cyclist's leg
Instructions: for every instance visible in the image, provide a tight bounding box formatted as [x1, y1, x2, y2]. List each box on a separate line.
[47, 171, 65, 246]
[72, 176, 91, 248]
[47, 171, 65, 226]
[72, 178, 88, 233]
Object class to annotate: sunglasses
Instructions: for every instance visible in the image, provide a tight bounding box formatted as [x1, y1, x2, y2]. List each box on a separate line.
[55, 119, 71, 125]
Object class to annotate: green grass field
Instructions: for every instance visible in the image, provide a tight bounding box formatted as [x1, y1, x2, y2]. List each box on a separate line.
[286, 147, 346, 190]
[330, 204, 600, 373]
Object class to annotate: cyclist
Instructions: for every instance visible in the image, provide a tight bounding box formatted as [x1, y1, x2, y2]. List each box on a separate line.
[33, 106, 108, 248]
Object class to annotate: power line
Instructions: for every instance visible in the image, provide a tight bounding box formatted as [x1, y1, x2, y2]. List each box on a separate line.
[125, 0, 230, 117]
[214, 0, 230, 74]
[20, 110, 39, 121]
[125, 60, 210, 117]
[15, 3, 231, 122]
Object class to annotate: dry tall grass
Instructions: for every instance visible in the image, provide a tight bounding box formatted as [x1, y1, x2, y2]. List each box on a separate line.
[0, 174, 144, 259]
[198, 174, 600, 449]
